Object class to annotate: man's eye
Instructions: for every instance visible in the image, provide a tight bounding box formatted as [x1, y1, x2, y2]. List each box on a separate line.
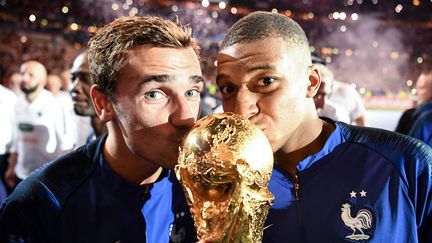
[145, 91, 164, 100]
[71, 73, 91, 84]
[185, 89, 200, 98]
[262, 77, 275, 86]
[220, 85, 235, 94]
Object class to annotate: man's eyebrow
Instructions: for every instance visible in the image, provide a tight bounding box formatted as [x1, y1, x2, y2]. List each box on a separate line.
[247, 64, 277, 72]
[216, 74, 229, 84]
[141, 75, 172, 84]
[190, 75, 205, 84]
[140, 75, 204, 84]
[216, 64, 277, 84]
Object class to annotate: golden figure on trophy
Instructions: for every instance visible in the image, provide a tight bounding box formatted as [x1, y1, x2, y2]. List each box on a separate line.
[175, 112, 274, 242]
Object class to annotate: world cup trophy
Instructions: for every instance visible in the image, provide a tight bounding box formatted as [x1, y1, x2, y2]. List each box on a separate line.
[175, 112, 274, 242]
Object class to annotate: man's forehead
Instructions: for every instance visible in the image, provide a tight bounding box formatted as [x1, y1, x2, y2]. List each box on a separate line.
[71, 54, 89, 73]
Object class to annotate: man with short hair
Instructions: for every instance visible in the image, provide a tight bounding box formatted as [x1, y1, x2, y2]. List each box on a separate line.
[70, 51, 106, 145]
[5, 61, 73, 188]
[0, 16, 203, 242]
[407, 71, 432, 147]
[313, 63, 350, 123]
[314, 63, 366, 126]
[415, 70, 432, 107]
[396, 70, 432, 134]
[216, 11, 432, 242]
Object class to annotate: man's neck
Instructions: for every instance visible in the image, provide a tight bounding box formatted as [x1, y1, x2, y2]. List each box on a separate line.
[103, 132, 164, 185]
[274, 119, 335, 177]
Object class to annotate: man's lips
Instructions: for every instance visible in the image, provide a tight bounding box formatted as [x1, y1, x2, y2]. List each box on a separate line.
[72, 95, 89, 103]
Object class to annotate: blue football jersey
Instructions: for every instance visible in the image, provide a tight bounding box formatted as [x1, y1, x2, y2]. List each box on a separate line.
[0, 135, 197, 243]
[263, 122, 432, 243]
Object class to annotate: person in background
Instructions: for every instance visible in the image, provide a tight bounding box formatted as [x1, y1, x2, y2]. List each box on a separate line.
[395, 70, 432, 134]
[70, 51, 106, 145]
[216, 11, 432, 242]
[313, 63, 351, 123]
[2, 68, 23, 97]
[5, 60, 74, 189]
[46, 73, 74, 114]
[46, 73, 78, 148]
[0, 84, 17, 199]
[0, 16, 203, 242]
[59, 67, 72, 92]
[313, 60, 367, 126]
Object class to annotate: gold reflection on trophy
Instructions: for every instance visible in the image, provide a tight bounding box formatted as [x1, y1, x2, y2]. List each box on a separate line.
[175, 112, 274, 242]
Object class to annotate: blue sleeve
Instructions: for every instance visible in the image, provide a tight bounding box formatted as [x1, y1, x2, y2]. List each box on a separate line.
[0, 178, 53, 243]
[408, 112, 432, 146]
[413, 142, 432, 242]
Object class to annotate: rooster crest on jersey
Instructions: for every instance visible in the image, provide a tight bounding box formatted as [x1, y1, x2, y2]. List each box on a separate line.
[341, 203, 373, 241]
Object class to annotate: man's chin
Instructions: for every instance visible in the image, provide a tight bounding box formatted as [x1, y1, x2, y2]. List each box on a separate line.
[20, 85, 39, 94]
[161, 148, 181, 169]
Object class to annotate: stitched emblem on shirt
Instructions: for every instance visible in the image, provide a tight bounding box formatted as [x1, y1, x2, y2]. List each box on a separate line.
[18, 123, 34, 132]
[341, 190, 374, 241]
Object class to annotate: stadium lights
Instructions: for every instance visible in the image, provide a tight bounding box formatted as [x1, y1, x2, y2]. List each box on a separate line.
[29, 14, 36, 22]
[202, 0, 209, 8]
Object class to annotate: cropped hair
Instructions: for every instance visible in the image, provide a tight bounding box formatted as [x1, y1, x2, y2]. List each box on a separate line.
[220, 11, 310, 63]
[88, 16, 199, 102]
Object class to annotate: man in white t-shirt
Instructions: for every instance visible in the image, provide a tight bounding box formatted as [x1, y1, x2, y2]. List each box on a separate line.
[5, 61, 74, 188]
[314, 80, 350, 123]
[46, 73, 77, 148]
[314, 63, 367, 126]
[0, 84, 16, 199]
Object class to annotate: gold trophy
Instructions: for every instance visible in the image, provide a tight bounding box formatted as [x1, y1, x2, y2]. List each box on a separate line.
[175, 112, 274, 242]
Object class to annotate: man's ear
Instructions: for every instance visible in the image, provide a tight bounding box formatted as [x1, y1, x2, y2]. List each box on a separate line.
[306, 65, 321, 98]
[90, 85, 114, 123]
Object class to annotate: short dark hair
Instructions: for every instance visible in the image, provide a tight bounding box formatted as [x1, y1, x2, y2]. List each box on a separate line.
[220, 11, 310, 59]
[88, 16, 199, 102]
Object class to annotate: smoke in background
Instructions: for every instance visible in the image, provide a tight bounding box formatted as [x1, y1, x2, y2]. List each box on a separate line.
[316, 15, 409, 94]
[80, 0, 231, 46]
[80, 1, 412, 94]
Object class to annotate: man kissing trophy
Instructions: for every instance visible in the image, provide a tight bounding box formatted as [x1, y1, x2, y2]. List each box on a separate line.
[175, 112, 274, 242]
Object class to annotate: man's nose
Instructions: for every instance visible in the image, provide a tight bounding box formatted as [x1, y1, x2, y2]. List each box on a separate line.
[70, 79, 82, 93]
[233, 89, 258, 119]
[22, 74, 30, 83]
[169, 96, 197, 129]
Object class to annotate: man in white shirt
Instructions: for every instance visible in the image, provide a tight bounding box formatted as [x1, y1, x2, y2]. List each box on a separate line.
[46, 73, 78, 148]
[0, 84, 16, 199]
[5, 61, 74, 188]
[314, 63, 367, 126]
